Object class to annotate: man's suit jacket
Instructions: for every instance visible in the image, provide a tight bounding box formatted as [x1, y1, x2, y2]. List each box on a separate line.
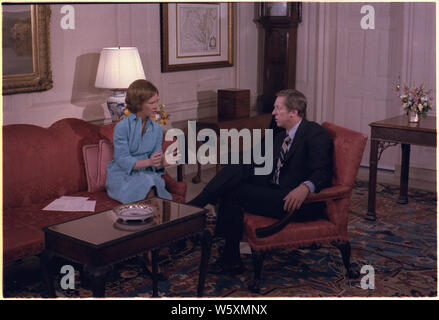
[271, 119, 334, 193]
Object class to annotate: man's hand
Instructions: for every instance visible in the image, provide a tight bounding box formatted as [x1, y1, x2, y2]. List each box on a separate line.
[283, 184, 310, 213]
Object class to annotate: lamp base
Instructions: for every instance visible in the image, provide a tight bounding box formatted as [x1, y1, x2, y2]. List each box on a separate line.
[107, 90, 127, 122]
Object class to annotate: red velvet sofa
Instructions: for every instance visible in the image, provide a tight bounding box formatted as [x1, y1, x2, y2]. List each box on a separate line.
[3, 118, 187, 264]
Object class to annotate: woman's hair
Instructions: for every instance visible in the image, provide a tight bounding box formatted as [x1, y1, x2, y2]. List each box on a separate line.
[125, 79, 159, 113]
[276, 89, 307, 118]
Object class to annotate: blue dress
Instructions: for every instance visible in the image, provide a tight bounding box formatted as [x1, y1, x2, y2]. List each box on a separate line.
[106, 113, 172, 204]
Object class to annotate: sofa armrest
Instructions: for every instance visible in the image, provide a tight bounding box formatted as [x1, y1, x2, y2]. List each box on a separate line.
[162, 172, 187, 198]
[304, 185, 351, 203]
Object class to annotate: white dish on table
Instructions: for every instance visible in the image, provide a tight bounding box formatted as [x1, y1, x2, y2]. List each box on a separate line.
[113, 203, 154, 223]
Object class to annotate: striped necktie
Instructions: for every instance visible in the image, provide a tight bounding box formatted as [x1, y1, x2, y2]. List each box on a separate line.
[272, 134, 292, 185]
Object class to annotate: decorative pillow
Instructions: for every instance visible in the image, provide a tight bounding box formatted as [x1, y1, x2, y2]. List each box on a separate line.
[97, 139, 114, 190]
[82, 144, 101, 192]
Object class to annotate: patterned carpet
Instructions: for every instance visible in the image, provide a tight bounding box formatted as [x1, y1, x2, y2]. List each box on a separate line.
[3, 181, 437, 298]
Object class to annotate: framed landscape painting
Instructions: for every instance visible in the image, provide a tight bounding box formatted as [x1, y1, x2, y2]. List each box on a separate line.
[161, 3, 234, 72]
[2, 4, 52, 95]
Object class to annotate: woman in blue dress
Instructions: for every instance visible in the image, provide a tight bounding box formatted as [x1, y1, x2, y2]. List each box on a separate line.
[106, 79, 172, 204]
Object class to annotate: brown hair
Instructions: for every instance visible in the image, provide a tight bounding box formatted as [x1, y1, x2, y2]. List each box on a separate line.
[276, 89, 307, 118]
[125, 79, 159, 113]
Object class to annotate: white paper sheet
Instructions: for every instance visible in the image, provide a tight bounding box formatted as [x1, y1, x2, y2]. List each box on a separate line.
[59, 196, 90, 201]
[43, 196, 96, 212]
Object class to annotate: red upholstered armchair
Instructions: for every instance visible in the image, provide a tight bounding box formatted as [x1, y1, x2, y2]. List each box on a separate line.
[243, 122, 368, 292]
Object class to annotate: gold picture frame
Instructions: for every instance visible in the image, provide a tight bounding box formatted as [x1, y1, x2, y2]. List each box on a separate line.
[160, 3, 234, 72]
[2, 4, 53, 95]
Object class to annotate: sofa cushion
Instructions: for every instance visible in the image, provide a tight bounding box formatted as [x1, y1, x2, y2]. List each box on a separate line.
[97, 139, 114, 190]
[83, 144, 102, 192]
[82, 139, 114, 193]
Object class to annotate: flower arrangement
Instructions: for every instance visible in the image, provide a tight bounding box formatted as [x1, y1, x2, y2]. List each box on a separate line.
[393, 82, 433, 119]
[121, 104, 170, 127]
[152, 104, 170, 127]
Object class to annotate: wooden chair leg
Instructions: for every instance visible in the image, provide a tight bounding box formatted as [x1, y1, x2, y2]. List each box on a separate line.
[248, 249, 265, 293]
[332, 241, 359, 278]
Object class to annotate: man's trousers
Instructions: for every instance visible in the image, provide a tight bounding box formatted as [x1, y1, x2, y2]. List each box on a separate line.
[204, 164, 326, 241]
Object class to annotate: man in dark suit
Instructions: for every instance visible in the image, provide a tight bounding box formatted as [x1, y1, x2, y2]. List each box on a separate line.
[188, 89, 334, 274]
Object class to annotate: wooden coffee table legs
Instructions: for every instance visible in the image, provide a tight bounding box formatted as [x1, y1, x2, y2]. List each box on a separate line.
[40, 250, 56, 298]
[41, 230, 212, 298]
[197, 229, 212, 297]
[150, 230, 212, 298]
[40, 251, 111, 298]
[151, 249, 160, 297]
[83, 264, 112, 297]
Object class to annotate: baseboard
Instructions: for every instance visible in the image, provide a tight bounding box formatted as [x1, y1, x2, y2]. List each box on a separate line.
[394, 165, 437, 184]
[357, 166, 436, 192]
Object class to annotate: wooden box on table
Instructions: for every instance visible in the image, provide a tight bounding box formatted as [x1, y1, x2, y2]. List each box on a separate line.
[217, 88, 250, 120]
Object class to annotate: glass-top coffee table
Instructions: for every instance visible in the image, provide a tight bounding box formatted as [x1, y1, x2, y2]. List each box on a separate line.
[41, 198, 211, 297]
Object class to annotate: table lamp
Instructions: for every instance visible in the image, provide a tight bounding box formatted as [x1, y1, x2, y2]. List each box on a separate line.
[95, 47, 146, 121]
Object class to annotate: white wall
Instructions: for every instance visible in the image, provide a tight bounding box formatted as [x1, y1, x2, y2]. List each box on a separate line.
[296, 2, 436, 174]
[2, 3, 259, 127]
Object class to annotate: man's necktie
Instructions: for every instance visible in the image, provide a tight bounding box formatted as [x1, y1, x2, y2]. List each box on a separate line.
[272, 135, 292, 185]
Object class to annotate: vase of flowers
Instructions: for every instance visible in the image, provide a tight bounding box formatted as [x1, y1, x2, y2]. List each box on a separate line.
[120, 104, 171, 129]
[393, 81, 433, 123]
[152, 104, 171, 130]
[408, 110, 419, 123]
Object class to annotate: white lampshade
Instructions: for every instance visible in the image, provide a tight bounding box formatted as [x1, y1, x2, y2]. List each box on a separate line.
[95, 47, 146, 89]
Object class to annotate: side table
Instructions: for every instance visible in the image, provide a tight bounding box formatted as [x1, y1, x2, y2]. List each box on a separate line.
[367, 115, 436, 221]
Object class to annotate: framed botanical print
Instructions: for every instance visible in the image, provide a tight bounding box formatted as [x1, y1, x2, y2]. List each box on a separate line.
[2, 4, 53, 95]
[160, 2, 234, 72]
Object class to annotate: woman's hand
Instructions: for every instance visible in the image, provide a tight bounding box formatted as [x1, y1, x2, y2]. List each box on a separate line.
[133, 151, 163, 169]
[149, 151, 162, 167]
